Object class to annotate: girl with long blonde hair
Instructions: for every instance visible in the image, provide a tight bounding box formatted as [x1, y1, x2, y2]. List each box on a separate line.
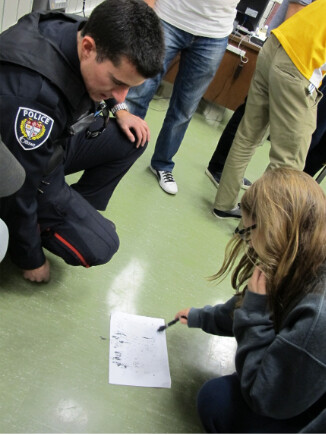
[176, 168, 326, 433]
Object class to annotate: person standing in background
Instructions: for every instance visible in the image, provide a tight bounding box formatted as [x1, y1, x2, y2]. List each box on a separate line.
[205, 0, 326, 191]
[126, 0, 240, 195]
[212, 0, 325, 220]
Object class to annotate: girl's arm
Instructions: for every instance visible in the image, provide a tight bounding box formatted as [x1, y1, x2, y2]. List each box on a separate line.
[177, 295, 240, 337]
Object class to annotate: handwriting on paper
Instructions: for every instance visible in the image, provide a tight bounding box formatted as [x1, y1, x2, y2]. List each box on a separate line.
[109, 312, 171, 388]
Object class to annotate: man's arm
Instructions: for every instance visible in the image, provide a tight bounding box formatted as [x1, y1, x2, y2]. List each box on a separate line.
[0, 69, 67, 282]
[285, 1, 311, 20]
[144, 0, 155, 8]
[267, 0, 312, 35]
[107, 98, 151, 148]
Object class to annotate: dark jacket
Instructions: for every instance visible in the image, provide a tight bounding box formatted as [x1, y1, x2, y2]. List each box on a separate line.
[188, 265, 326, 432]
[0, 12, 93, 269]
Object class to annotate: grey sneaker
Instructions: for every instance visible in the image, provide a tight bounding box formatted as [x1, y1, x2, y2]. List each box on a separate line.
[205, 168, 251, 190]
[150, 165, 178, 195]
[213, 204, 242, 220]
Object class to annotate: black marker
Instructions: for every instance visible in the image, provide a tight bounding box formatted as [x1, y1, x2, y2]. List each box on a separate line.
[157, 316, 188, 332]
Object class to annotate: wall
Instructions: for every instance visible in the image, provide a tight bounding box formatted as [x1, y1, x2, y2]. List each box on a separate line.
[0, 0, 33, 32]
[65, 0, 102, 15]
[0, 0, 103, 30]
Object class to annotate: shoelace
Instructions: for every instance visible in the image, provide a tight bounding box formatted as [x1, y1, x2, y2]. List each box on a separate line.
[162, 171, 175, 183]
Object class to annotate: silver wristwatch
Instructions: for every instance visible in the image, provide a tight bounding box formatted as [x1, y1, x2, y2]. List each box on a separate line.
[111, 102, 129, 116]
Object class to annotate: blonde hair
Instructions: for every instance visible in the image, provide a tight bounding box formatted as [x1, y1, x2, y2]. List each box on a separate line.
[212, 168, 326, 330]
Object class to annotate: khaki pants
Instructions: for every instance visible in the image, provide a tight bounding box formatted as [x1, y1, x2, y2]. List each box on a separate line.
[214, 35, 322, 211]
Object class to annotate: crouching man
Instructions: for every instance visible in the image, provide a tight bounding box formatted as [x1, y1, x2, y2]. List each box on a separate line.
[0, 0, 164, 282]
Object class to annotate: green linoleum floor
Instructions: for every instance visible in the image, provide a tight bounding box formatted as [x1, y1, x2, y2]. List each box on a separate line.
[1, 93, 325, 433]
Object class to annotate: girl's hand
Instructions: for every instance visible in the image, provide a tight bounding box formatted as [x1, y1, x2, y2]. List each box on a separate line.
[248, 266, 267, 295]
[175, 308, 190, 324]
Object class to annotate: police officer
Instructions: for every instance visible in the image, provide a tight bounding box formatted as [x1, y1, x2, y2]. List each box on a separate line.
[0, 0, 164, 282]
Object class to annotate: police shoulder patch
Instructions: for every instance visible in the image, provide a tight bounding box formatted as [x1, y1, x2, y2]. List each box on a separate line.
[15, 107, 54, 151]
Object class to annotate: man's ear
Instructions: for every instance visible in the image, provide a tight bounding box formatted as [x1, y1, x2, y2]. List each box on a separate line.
[80, 35, 96, 59]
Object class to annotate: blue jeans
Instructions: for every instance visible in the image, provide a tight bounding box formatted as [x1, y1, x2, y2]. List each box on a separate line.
[197, 374, 318, 433]
[126, 20, 228, 172]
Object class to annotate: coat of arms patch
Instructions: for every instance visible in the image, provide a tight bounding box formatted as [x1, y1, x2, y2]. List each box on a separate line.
[15, 107, 54, 150]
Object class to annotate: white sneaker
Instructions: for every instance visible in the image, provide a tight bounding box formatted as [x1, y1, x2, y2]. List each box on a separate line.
[150, 165, 178, 195]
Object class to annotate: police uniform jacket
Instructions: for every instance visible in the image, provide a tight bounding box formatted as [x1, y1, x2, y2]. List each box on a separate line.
[0, 12, 115, 270]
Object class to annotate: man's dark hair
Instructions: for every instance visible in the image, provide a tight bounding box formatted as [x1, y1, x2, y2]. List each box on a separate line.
[81, 0, 165, 78]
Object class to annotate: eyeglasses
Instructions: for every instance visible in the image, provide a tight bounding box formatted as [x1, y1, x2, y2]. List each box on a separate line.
[235, 224, 257, 241]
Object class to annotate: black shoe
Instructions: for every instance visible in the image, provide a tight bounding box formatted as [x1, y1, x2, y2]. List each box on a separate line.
[241, 177, 252, 190]
[205, 168, 221, 188]
[213, 204, 242, 220]
[205, 168, 252, 190]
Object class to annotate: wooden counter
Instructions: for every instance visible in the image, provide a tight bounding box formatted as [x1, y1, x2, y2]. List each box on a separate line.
[163, 34, 262, 111]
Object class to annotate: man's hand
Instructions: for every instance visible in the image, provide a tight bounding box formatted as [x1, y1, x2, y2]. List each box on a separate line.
[115, 110, 150, 148]
[247, 266, 266, 295]
[23, 258, 50, 283]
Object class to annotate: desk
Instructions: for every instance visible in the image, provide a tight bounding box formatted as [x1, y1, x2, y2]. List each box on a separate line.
[163, 34, 262, 111]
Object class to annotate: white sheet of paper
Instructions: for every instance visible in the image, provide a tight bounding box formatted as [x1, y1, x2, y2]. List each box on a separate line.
[109, 312, 171, 388]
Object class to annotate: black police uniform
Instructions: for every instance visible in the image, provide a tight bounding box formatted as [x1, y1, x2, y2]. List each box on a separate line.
[0, 12, 146, 270]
